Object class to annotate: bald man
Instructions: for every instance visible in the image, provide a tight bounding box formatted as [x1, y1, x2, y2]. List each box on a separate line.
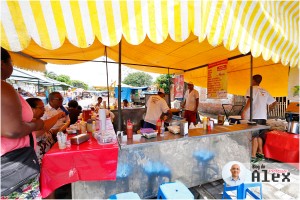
[225, 164, 243, 186]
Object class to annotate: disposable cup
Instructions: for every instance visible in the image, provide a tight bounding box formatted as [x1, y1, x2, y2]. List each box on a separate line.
[58, 141, 66, 149]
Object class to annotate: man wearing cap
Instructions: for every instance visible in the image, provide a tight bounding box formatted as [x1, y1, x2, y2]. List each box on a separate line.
[143, 88, 172, 129]
[182, 82, 199, 125]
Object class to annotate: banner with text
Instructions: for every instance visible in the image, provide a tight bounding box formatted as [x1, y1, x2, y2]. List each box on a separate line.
[207, 59, 228, 99]
[174, 75, 184, 98]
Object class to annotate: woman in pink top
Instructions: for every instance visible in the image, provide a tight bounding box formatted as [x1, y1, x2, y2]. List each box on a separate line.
[1, 47, 44, 199]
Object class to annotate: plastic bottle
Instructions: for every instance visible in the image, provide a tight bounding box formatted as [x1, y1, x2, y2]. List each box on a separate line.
[160, 121, 165, 136]
[203, 117, 207, 130]
[126, 119, 133, 139]
[92, 121, 96, 133]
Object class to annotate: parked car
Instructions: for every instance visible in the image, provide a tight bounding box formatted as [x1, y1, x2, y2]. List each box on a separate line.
[100, 91, 109, 97]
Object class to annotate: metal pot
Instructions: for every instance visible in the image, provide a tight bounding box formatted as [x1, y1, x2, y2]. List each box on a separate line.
[290, 121, 299, 134]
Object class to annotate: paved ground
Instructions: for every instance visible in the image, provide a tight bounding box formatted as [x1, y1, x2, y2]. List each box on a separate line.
[55, 159, 299, 199]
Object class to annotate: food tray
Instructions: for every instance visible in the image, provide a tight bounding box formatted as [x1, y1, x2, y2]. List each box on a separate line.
[70, 134, 90, 145]
[141, 132, 157, 139]
[96, 134, 116, 144]
[140, 128, 155, 134]
[167, 125, 180, 134]
[66, 128, 77, 134]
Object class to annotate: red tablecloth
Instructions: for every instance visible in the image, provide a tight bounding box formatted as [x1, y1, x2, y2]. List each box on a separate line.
[40, 133, 118, 198]
[264, 130, 299, 168]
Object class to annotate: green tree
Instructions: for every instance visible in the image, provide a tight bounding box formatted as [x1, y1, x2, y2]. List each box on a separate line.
[56, 75, 72, 85]
[44, 70, 58, 80]
[72, 80, 88, 90]
[123, 72, 153, 87]
[155, 74, 173, 94]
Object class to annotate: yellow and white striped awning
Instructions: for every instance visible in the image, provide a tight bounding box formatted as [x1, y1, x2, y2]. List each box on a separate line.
[1, 0, 299, 96]
[1, 0, 298, 67]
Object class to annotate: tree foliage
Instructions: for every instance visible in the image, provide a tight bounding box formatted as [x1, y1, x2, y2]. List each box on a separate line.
[56, 75, 72, 85]
[71, 80, 88, 90]
[123, 72, 153, 87]
[155, 74, 172, 94]
[44, 70, 58, 80]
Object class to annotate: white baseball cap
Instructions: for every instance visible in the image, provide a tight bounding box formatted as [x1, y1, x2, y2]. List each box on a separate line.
[158, 88, 165, 94]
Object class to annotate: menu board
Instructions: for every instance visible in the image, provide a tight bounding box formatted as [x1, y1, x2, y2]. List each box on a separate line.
[174, 75, 184, 98]
[207, 59, 228, 99]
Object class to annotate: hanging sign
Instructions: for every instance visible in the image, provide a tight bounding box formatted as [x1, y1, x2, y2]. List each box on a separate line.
[207, 59, 228, 99]
[174, 75, 184, 98]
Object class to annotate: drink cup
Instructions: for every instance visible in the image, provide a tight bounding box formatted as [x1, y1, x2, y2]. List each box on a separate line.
[58, 140, 66, 149]
[57, 132, 67, 149]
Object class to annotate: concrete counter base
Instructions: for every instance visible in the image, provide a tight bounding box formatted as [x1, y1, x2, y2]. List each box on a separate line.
[72, 125, 269, 199]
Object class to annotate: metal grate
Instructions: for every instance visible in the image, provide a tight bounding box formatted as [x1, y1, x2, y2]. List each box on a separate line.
[267, 97, 288, 119]
[234, 95, 287, 119]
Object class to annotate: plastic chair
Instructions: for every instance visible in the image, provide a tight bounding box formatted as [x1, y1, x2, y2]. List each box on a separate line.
[143, 161, 172, 196]
[222, 182, 263, 200]
[222, 183, 239, 200]
[237, 182, 262, 200]
[108, 192, 141, 199]
[157, 181, 194, 199]
[193, 151, 218, 180]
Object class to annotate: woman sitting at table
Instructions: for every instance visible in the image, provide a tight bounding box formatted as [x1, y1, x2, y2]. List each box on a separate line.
[68, 100, 82, 125]
[26, 98, 65, 164]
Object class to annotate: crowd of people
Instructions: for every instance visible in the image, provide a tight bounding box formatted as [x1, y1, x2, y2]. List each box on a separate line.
[0, 47, 113, 198]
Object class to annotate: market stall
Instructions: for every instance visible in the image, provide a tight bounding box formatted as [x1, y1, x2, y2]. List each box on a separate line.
[1, 1, 299, 199]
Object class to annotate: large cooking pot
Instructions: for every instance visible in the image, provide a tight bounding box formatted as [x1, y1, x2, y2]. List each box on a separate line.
[289, 121, 299, 134]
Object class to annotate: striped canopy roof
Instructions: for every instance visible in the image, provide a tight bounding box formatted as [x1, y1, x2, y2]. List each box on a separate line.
[1, 0, 299, 96]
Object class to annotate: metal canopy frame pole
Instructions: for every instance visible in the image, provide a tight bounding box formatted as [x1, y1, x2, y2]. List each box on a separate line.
[38, 80, 40, 93]
[118, 41, 122, 131]
[105, 46, 110, 107]
[250, 54, 253, 122]
[168, 68, 171, 107]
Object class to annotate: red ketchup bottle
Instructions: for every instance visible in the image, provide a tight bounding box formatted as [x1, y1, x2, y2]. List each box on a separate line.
[156, 119, 162, 134]
[126, 119, 133, 139]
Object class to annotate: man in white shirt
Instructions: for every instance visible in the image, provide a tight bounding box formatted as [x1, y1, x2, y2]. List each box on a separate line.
[241, 74, 277, 163]
[42, 92, 70, 136]
[225, 164, 243, 186]
[144, 88, 171, 130]
[182, 82, 199, 125]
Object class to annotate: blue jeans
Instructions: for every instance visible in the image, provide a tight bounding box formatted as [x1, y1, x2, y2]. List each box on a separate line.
[143, 121, 156, 130]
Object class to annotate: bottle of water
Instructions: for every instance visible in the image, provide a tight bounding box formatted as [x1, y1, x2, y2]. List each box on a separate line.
[160, 121, 165, 136]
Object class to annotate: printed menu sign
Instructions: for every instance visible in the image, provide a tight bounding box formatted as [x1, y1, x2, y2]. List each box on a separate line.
[174, 75, 184, 98]
[207, 59, 228, 99]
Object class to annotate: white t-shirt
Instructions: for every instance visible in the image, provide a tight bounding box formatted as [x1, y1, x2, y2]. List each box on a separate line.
[42, 104, 70, 130]
[245, 86, 275, 119]
[184, 89, 199, 111]
[144, 95, 169, 125]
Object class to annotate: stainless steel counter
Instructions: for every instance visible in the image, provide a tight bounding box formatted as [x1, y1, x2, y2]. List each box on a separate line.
[72, 124, 269, 199]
